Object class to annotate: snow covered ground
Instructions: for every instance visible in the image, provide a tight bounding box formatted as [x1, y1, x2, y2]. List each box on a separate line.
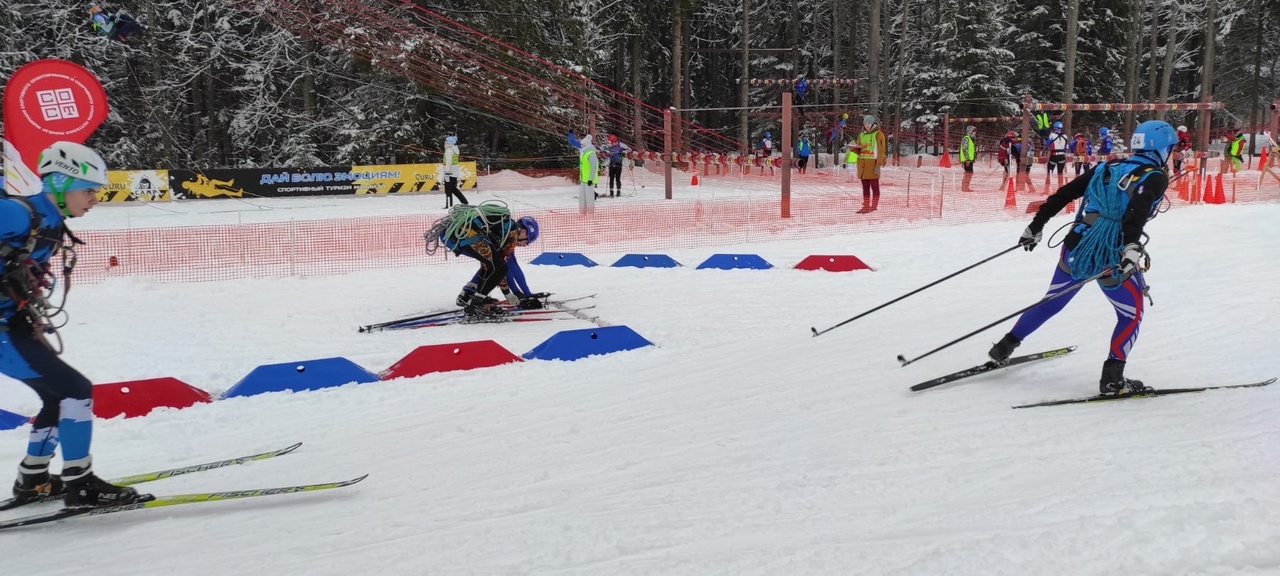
[0, 177, 1277, 575]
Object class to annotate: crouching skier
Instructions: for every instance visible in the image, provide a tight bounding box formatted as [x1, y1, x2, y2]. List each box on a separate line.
[426, 201, 539, 318]
[5, 142, 151, 507]
[987, 121, 1177, 397]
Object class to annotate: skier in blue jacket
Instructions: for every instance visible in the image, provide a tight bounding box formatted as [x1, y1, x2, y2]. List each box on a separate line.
[987, 120, 1177, 396]
[6, 142, 151, 508]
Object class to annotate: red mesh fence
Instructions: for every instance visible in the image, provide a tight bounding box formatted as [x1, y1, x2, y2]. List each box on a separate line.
[72, 158, 1280, 284]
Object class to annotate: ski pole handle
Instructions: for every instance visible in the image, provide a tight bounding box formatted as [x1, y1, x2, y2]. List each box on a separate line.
[811, 244, 1022, 338]
[896, 268, 1112, 367]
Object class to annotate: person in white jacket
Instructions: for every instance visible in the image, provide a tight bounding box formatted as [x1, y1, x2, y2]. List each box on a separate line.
[442, 135, 468, 208]
[568, 131, 598, 212]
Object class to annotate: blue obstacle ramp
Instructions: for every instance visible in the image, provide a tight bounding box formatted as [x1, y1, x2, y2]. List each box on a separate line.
[695, 253, 774, 270]
[523, 325, 654, 361]
[531, 252, 598, 267]
[612, 253, 682, 268]
[0, 408, 29, 431]
[223, 357, 381, 399]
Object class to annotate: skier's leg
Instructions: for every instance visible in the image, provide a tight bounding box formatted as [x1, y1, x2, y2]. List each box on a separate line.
[1008, 251, 1084, 341]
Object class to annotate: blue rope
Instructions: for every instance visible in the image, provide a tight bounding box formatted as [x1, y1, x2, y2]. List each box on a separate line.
[1068, 164, 1129, 280]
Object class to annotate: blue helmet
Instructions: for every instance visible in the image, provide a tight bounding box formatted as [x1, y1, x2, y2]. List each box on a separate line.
[1052, 121, 1063, 132]
[445, 135, 457, 145]
[1099, 127, 1109, 137]
[764, 131, 771, 138]
[518, 216, 539, 243]
[1130, 120, 1178, 165]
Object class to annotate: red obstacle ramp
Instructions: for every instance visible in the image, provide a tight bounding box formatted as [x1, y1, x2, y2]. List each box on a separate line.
[793, 255, 873, 272]
[381, 340, 524, 379]
[93, 377, 214, 419]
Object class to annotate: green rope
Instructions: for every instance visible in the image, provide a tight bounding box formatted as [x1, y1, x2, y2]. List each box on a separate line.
[424, 201, 511, 255]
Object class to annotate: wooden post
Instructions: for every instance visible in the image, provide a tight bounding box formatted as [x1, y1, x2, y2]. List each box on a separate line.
[942, 112, 950, 166]
[664, 107, 673, 200]
[1021, 94, 1033, 192]
[782, 91, 792, 218]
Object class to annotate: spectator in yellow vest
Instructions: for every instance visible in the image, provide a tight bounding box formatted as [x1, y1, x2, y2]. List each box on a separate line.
[959, 125, 977, 192]
[856, 115, 887, 213]
[1228, 128, 1247, 173]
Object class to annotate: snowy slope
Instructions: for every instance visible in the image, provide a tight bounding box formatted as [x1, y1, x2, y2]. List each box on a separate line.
[0, 196, 1277, 575]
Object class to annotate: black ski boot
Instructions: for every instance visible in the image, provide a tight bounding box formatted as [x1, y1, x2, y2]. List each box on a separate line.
[463, 293, 504, 320]
[62, 464, 150, 508]
[12, 467, 64, 505]
[1099, 358, 1151, 396]
[987, 332, 1022, 365]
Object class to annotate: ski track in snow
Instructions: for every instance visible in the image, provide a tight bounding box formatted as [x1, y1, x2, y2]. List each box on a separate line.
[0, 184, 1277, 575]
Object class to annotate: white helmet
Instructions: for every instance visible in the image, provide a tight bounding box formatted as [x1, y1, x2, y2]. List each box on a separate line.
[37, 141, 108, 187]
[1177, 125, 1187, 133]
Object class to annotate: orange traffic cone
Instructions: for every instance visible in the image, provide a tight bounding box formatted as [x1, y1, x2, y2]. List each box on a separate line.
[1176, 172, 1189, 201]
[1213, 173, 1225, 204]
[1202, 173, 1215, 204]
[1004, 176, 1017, 208]
[939, 152, 952, 168]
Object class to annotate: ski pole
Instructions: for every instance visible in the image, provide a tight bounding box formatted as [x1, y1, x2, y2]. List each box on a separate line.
[895, 268, 1112, 367]
[359, 308, 462, 333]
[810, 245, 1022, 337]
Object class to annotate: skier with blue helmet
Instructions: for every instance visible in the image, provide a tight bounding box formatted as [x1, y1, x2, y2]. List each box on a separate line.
[987, 120, 1178, 397]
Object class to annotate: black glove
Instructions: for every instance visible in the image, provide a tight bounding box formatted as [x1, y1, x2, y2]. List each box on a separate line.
[1019, 225, 1043, 251]
[518, 297, 543, 310]
[526, 292, 551, 299]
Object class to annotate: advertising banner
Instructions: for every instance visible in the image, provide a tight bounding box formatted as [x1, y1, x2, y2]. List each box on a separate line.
[98, 169, 171, 202]
[168, 162, 477, 199]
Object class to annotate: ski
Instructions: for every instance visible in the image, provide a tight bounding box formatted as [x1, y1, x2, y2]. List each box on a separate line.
[910, 346, 1077, 392]
[388, 306, 597, 330]
[0, 475, 367, 531]
[1011, 378, 1275, 409]
[0, 443, 302, 511]
[360, 294, 597, 333]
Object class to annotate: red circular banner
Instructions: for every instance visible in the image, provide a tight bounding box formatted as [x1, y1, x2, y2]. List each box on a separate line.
[3, 59, 109, 179]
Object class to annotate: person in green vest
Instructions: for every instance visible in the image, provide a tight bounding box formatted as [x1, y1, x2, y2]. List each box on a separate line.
[856, 115, 887, 213]
[959, 125, 977, 192]
[567, 131, 598, 211]
[1228, 127, 1248, 173]
[843, 142, 858, 182]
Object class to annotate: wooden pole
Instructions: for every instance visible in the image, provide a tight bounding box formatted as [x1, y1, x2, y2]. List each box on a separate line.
[782, 91, 792, 218]
[664, 108, 673, 200]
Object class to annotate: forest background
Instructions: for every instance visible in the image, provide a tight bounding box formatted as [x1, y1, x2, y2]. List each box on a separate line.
[1, 0, 1276, 170]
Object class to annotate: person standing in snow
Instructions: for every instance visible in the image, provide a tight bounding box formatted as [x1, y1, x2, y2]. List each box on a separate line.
[1070, 132, 1093, 175]
[998, 130, 1016, 178]
[567, 131, 598, 210]
[1045, 121, 1070, 185]
[855, 115, 886, 213]
[987, 120, 1177, 397]
[959, 125, 977, 192]
[796, 135, 813, 174]
[604, 134, 631, 198]
[6, 142, 151, 508]
[441, 135, 468, 208]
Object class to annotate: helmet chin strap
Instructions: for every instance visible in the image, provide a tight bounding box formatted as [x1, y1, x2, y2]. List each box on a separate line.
[52, 190, 72, 217]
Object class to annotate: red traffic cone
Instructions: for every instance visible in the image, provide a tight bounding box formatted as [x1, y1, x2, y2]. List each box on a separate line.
[1259, 144, 1269, 168]
[1212, 173, 1225, 204]
[939, 152, 952, 169]
[1004, 175, 1017, 208]
[691, 169, 699, 186]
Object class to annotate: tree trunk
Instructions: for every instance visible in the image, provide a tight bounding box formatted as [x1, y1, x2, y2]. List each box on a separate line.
[891, 0, 911, 160]
[1146, 0, 1159, 103]
[1247, 4, 1265, 153]
[790, 0, 800, 73]
[1157, 7, 1176, 121]
[302, 39, 317, 118]
[1123, 0, 1141, 134]
[632, 33, 644, 148]
[672, 2, 683, 154]
[1198, 0, 1217, 152]
[740, 0, 750, 154]
[1063, 0, 1080, 132]
[832, 0, 842, 108]
[681, 15, 692, 150]
[868, 0, 881, 113]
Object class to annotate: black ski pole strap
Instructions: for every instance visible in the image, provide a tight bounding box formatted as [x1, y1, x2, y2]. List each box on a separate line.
[896, 268, 1112, 367]
[811, 244, 1021, 338]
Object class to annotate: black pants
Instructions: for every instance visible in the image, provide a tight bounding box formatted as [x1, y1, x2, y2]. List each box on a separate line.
[2, 327, 92, 429]
[1048, 155, 1066, 174]
[457, 244, 508, 297]
[444, 177, 468, 207]
[608, 165, 623, 193]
